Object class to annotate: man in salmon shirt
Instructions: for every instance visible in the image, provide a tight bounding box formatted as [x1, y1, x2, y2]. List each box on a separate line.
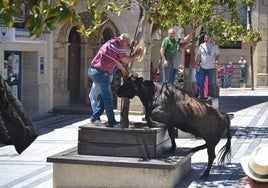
[88, 33, 142, 128]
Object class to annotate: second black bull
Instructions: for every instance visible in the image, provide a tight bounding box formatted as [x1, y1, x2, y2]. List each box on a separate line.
[116, 76, 231, 178]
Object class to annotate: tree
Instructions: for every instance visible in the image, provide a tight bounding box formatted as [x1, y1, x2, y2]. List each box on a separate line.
[1, 0, 262, 127]
[0, 0, 80, 38]
[148, 0, 262, 94]
[1, 0, 261, 64]
[79, 0, 262, 127]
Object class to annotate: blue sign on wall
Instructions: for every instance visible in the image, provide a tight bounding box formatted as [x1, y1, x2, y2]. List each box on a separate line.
[40, 57, 44, 74]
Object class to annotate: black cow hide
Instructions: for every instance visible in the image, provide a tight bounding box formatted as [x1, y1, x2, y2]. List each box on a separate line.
[0, 74, 39, 154]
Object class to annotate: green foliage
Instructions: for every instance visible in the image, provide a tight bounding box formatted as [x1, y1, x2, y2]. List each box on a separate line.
[0, 0, 80, 38]
[79, 0, 261, 45]
[0, 0, 20, 28]
[0, 0, 262, 45]
[25, 1, 56, 37]
[148, 0, 261, 46]
[79, 0, 130, 38]
[243, 28, 262, 45]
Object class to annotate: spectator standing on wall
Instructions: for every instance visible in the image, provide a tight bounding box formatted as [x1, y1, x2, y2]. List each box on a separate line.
[196, 65, 209, 98]
[195, 33, 220, 100]
[182, 43, 198, 96]
[217, 64, 225, 88]
[160, 28, 179, 84]
[239, 56, 247, 83]
[160, 28, 192, 84]
[226, 62, 234, 88]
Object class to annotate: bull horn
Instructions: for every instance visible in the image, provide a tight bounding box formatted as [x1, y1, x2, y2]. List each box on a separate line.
[127, 68, 139, 77]
[133, 43, 146, 62]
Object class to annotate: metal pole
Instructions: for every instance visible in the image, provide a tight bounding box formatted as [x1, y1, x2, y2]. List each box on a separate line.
[248, 6, 254, 90]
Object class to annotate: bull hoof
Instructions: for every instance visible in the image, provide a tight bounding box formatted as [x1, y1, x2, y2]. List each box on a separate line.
[169, 147, 176, 153]
[148, 124, 156, 128]
[151, 122, 166, 128]
[190, 148, 197, 153]
[139, 157, 150, 161]
[200, 173, 209, 179]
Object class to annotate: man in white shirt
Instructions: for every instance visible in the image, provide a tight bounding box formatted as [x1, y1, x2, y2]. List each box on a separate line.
[195, 33, 219, 100]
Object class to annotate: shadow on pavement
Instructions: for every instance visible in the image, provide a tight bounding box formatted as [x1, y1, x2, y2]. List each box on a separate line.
[219, 95, 268, 113]
[34, 115, 89, 135]
[231, 126, 268, 139]
[0, 115, 89, 149]
[176, 162, 245, 187]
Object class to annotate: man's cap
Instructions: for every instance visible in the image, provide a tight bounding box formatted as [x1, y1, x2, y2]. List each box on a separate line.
[240, 145, 268, 182]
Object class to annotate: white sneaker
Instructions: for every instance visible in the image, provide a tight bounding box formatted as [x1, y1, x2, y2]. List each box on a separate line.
[207, 96, 213, 100]
[110, 124, 121, 128]
[90, 118, 99, 123]
[90, 119, 105, 127]
[95, 121, 106, 127]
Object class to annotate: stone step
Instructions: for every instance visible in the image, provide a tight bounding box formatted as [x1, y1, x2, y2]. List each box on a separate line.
[78, 125, 171, 159]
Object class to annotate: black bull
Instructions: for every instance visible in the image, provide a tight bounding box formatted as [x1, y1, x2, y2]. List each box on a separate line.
[116, 76, 231, 178]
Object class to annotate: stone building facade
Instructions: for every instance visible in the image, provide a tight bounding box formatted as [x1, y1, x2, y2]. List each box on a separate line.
[0, 28, 53, 117]
[254, 0, 268, 86]
[52, 0, 268, 108]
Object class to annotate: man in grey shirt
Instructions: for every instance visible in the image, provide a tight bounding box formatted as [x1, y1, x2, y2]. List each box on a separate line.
[195, 33, 219, 100]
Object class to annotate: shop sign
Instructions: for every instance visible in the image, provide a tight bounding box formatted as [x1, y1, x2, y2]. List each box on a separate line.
[0, 27, 15, 42]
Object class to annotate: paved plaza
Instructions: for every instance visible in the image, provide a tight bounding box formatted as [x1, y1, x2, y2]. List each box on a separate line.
[0, 88, 268, 187]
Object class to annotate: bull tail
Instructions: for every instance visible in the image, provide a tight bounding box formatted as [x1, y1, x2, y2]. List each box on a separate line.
[217, 115, 231, 165]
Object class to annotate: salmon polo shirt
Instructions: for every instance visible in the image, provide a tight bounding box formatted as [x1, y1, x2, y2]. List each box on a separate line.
[91, 37, 128, 74]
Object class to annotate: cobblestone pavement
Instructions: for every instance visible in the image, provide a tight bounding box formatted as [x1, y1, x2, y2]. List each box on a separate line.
[0, 88, 268, 188]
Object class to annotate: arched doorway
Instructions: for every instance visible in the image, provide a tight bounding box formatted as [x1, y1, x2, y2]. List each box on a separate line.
[68, 27, 81, 103]
[100, 27, 114, 44]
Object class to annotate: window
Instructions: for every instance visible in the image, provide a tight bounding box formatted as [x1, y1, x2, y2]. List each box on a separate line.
[220, 41, 242, 49]
[239, 5, 247, 25]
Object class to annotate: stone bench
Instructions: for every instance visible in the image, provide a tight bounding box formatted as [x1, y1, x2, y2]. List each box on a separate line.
[47, 124, 194, 187]
[47, 146, 193, 188]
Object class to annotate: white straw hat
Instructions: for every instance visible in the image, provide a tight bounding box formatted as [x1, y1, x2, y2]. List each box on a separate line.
[119, 33, 132, 47]
[240, 145, 268, 182]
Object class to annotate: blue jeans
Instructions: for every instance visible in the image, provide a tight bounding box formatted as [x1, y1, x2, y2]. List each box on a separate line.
[89, 83, 100, 113]
[171, 68, 178, 84]
[200, 67, 215, 98]
[226, 75, 232, 87]
[89, 75, 113, 112]
[162, 60, 175, 84]
[88, 68, 116, 127]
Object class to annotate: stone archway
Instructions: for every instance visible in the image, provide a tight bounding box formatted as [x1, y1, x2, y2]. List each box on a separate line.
[68, 26, 81, 103]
